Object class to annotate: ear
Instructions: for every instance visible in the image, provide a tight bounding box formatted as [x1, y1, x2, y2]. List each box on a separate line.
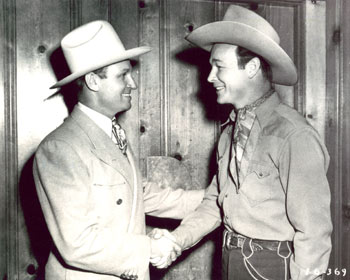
[85, 72, 99, 92]
[246, 57, 261, 79]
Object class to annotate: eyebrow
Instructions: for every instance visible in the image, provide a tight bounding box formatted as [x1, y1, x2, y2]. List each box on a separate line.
[120, 68, 131, 73]
[210, 58, 224, 64]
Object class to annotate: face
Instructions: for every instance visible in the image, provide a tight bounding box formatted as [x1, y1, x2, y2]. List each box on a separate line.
[207, 43, 250, 108]
[96, 60, 137, 117]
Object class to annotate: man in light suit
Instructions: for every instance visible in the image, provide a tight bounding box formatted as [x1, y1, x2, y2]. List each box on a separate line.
[151, 5, 332, 280]
[33, 20, 203, 280]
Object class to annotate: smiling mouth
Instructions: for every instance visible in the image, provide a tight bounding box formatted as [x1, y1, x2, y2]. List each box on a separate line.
[122, 93, 131, 97]
[215, 86, 225, 92]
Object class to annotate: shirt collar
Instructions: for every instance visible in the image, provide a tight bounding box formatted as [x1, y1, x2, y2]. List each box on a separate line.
[221, 90, 280, 128]
[77, 102, 113, 138]
[254, 91, 281, 128]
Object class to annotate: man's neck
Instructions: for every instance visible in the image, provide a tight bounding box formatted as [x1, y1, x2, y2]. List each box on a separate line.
[236, 81, 272, 110]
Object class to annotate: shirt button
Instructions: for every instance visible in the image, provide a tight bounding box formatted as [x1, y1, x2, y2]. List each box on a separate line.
[116, 199, 123, 205]
[225, 194, 228, 198]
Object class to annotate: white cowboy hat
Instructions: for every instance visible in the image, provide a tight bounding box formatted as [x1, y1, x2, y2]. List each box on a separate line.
[185, 5, 297, 86]
[50, 20, 151, 89]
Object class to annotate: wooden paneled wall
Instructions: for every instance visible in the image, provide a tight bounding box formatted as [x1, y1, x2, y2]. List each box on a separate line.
[1, 0, 349, 279]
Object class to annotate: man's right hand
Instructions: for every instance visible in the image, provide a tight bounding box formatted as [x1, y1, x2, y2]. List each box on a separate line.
[149, 228, 182, 269]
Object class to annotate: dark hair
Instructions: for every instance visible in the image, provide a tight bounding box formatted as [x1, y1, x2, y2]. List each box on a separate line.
[236, 46, 272, 82]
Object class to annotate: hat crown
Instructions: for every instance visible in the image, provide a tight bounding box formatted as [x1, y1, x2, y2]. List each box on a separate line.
[222, 5, 280, 44]
[61, 20, 126, 73]
[50, 20, 151, 89]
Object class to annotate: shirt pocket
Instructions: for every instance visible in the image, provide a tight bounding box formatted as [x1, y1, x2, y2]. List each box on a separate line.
[240, 163, 273, 207]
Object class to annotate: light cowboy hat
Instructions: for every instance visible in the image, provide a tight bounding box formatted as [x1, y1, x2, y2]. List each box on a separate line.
[185, 5, 297, 86]
[50, 20, 151, 89]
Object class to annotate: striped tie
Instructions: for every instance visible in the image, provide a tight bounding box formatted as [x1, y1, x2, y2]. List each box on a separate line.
[112, 118, 127, 155]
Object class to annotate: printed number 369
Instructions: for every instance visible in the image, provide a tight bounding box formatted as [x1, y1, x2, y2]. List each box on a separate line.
[326, 268, 347, 276]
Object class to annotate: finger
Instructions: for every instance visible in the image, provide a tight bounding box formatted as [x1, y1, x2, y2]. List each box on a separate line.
[162, 230, 177, 242]
[156, 258, 172, 269]
[149, 228, 164, 239]
[154, 258, 168, 268]
[170, 250, 178, 262]
[147, 228, 157, 238]
[124, 273, 138, 280]
[150, 256, 162, 264]
[122, 269, 138, 279]
[123, 271, 132, 279]
[129, 270, 138, 280]
[171, 241, 182, 255]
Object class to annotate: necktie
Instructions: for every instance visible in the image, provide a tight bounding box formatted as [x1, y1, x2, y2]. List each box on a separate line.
[112, 118, 127, 155]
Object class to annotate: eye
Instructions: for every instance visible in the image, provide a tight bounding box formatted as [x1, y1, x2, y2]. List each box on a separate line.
[118, 71, 128, 79]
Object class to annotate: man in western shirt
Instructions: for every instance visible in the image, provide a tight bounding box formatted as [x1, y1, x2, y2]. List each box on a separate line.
[151, 5, 332, 280]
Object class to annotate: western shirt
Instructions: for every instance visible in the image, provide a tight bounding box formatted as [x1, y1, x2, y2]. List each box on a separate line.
[172, 93, 332, 280]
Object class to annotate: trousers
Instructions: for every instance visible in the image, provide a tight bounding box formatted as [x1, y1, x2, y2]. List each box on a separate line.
[222, 235, 292, 280]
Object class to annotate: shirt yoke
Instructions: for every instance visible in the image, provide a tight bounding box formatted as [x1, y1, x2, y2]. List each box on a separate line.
[262, 103, 316, 140]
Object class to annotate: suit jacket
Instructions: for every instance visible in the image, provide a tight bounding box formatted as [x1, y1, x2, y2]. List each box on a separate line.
[33, 106, 203, 280]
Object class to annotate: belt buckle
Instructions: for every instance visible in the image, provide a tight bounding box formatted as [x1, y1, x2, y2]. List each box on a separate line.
[225, 232, 232, 250]
[237, 236, 245, 248]
[225, 232, 240, 250]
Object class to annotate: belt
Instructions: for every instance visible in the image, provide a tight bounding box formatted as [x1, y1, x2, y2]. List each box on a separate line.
[223, 230, 282, 252]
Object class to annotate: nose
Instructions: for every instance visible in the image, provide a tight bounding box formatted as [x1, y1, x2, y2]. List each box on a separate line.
[207, 67, 217, 83]
[128, 75, 137, 89]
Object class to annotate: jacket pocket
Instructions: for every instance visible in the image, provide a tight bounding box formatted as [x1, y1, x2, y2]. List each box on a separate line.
[240, 163, 272, 207]
[93, 181, 126, 187]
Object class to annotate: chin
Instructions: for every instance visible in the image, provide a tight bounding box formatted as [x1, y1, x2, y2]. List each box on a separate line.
[115, 105, 132, 115]
[217, 96, 230, 105]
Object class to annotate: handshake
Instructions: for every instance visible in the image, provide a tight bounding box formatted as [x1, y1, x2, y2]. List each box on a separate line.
[149, 228, 182, 269]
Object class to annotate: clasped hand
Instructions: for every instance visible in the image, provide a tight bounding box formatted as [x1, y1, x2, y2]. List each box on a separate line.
[149, 228, 182, 269]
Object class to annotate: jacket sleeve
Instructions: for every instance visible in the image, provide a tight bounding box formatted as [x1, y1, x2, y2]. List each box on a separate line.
[33, 139, 150, 278]
[170, 175, 222, 250]
[143, 181, 205, 219]
[279, 128, 332, 280]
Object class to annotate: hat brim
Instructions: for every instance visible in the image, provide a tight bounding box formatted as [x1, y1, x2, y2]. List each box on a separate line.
[186, 22, 297, 86]
[50, 46, 152, 89]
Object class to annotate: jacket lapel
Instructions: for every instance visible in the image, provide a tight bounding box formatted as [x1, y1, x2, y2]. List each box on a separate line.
[70, 107, 134, 189]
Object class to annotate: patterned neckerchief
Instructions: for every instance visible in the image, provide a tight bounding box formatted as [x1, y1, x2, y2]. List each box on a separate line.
[229, 88, 275, 192]
[229, 88, 275, 124]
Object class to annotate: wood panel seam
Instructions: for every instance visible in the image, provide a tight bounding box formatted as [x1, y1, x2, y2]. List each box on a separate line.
[3, 0, 19, 278]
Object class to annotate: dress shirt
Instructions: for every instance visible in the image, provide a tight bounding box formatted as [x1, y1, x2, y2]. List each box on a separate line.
[172, 93, 332, 280]
[77, 102, 113, 138]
